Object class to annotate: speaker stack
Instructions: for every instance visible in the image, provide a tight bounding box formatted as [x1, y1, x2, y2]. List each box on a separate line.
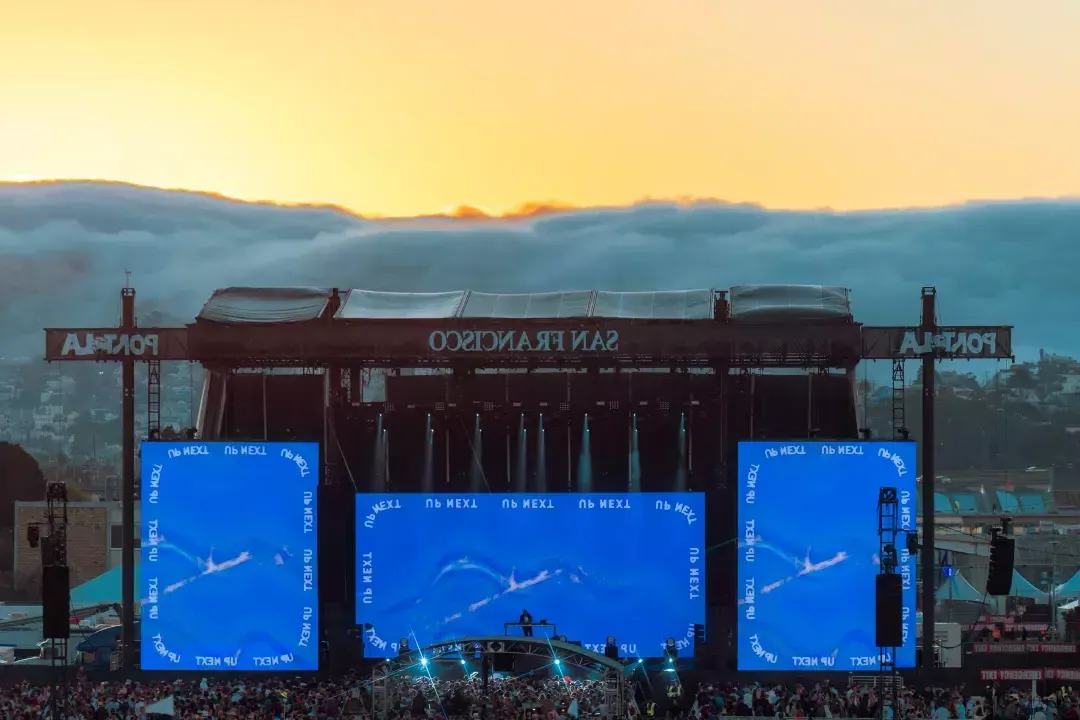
[43, 565, 71, 639]
[42, 482, 71, 641]
[875, 574, 904, 648]
[986, 520, 1016, 597]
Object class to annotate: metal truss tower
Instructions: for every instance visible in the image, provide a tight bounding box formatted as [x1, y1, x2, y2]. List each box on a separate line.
[877, 486, 900, 718]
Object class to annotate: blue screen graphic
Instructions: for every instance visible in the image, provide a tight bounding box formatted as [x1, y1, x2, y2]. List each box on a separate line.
[737, 441, 917, 671]
[356, 493, 705, 658]
[140, 442, 319, 671]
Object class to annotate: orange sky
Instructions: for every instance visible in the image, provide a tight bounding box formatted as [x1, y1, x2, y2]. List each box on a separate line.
[2, 0, 1079, 217]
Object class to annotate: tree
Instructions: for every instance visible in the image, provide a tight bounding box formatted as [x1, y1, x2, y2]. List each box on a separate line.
[1007, 365, 1039, 390]
[67, 417, 122, 459]
[0, 442, 45, 528]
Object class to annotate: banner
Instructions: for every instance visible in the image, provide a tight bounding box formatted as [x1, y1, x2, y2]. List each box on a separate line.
[980, 669, 1044, 681]
[45, 328, 189, 361]
[862, 326, 1013, 360]
[188, 321, 864, 365]
[46, 322, 1015, 363]
[971, 642, 1076, 654]
[981, 669, 1080, 681]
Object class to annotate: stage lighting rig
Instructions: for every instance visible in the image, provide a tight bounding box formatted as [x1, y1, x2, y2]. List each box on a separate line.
[905, 532, 920, 556]
[604, 636, 619, 660]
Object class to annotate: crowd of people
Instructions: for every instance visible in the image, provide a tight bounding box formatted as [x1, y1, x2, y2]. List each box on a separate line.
[0, 671, 1073, 720]
[0, 674, 350, 719]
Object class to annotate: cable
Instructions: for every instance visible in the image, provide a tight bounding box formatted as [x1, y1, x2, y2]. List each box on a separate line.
[327, 410, 360, 494]
[861, 361, 869, 431]
[188, 362, 194, 428]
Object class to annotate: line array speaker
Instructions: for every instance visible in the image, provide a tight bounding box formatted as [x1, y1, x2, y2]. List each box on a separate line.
[42, 565, 71, 640]
[986, 536, 1016, 596]
[875, 573, 903, 648]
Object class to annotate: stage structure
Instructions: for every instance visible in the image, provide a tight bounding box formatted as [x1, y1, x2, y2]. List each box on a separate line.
[44, 284, 1013, 675]
[369, 636, 629, 717]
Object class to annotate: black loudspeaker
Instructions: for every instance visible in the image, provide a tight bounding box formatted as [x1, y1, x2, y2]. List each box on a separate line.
[42, 565, 71, 640]
[319, 484, 353, 603]
[987, 536, 1016, 596]
[875, 574, 903, 648]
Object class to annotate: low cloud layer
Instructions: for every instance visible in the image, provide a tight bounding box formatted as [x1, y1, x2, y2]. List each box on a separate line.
[0, 181, 1073, 362]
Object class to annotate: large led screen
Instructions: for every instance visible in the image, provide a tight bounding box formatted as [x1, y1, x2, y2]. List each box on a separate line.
[356, 493, 705, 658]
[140, 441, 319, 671]
[737, 441, 917, 671]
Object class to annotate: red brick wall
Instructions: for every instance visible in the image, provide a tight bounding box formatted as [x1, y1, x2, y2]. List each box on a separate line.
[15, 505, 108, 591]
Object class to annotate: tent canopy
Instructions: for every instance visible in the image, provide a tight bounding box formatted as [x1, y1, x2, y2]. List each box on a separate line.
[1009, 570, 1049, 600]
[936, 571, 985, 603]
[1056, 570, 1080, 599]
[70, 564, 141, 606]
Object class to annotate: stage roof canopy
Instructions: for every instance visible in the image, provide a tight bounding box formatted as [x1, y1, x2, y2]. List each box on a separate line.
[197, 285, 851, 324]
[198, 286, 331, 323]
[337, 290, 467, 319]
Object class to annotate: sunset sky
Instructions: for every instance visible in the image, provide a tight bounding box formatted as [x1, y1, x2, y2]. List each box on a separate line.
[2, 0, 1079, 217]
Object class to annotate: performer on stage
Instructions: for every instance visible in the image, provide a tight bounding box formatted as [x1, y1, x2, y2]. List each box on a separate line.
[520, 609, 534, 637]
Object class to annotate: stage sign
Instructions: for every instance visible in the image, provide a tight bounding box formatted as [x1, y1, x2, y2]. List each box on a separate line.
[140, 441, 319, 671]
[45, 327, 189, 361]
[736, 441, 918, 671]
[355, 492, 705, 659]
[862, 326, 1012, 360]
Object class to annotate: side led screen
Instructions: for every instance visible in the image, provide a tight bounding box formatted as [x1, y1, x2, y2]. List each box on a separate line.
[737, 441, 917, 671]
[140, 442, 319, 671]
[356, 492, 705, 658]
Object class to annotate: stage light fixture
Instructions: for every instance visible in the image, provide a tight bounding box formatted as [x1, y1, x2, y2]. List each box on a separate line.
[47, 481, 67, 503]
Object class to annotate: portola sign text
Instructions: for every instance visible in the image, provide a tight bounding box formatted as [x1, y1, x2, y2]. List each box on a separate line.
[898, 330, 997, 358]
[428, 329, 619, 354]
[60, 332, 160, 358]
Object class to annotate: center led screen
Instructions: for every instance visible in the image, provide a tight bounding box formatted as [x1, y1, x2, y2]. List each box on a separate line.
[140, 441, 319, 671]
[737, 441, 917, 671]
[356, 493, 705, 658]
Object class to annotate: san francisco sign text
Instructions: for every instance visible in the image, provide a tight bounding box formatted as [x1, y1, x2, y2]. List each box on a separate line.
[428, 329, 619, 354]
